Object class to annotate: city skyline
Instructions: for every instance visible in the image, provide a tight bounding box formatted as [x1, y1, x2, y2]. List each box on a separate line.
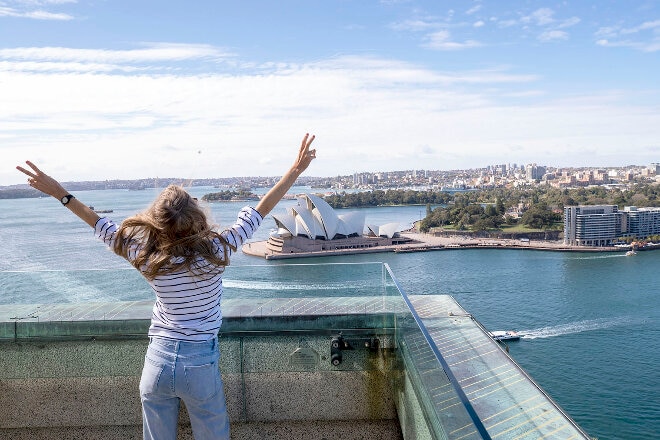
[1, 1, 659, 186]
[2, 161, 656, 192]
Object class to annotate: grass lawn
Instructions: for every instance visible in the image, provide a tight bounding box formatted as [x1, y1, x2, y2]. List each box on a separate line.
[500, 224, 543, 233]
[428, 221, 562, 234]
[500, 222, 563, 233]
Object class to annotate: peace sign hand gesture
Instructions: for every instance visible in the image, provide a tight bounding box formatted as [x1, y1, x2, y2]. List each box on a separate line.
[292, 133, 316, 174]
[16, 161, 68, 200]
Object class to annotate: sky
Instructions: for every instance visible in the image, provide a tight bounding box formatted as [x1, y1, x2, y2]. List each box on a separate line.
[1, 0, 659, 185]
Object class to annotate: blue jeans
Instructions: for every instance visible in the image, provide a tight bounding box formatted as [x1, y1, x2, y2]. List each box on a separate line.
[140, 336, 230, 440]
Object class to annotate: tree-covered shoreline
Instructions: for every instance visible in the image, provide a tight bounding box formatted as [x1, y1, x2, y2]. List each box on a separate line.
[323, 189, 452, 208]
[323, 184, 660, 233]
[201, 189, 260, 202]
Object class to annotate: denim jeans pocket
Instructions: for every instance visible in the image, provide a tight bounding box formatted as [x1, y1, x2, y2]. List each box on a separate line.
[183, 361, 220, 401]
[140, 355, 166, 396]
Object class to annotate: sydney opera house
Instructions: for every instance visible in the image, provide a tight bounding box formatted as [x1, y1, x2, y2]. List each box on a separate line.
[264, 194, 413, 256]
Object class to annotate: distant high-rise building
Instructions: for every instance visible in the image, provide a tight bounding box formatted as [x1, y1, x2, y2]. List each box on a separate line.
[526, 164, 546, 182]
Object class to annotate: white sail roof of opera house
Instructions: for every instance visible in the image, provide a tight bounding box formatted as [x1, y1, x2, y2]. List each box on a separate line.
[271, 194, 365, 240]
[366, 222, 400, 239]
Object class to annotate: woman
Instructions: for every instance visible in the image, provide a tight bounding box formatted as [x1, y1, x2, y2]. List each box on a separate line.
[16, 133, 316, 440]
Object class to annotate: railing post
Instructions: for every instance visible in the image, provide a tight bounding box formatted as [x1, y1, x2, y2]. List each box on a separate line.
[383, 263, 492, 440]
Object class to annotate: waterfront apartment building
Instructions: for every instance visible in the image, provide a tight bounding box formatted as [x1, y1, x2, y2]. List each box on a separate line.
[564, 205, 660, 246]
[564, 205, 622, 246]
[624, 206, 660, 239]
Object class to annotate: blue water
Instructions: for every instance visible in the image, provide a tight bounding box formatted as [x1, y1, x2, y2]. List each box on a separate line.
[1, 188, 658, 439]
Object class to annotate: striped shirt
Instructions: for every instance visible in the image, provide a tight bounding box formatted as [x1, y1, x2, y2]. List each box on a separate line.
[95, 206, 263, 341]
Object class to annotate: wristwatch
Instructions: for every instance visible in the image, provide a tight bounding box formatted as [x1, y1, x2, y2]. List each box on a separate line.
[60, 194, 75, 206]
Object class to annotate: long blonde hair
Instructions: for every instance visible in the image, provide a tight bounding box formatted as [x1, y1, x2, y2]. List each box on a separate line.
[113, 185, 234, 280]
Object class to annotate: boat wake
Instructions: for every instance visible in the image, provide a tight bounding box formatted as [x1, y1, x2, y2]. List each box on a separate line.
[567, 254, 626, 260]
[520, 316, 634, 339]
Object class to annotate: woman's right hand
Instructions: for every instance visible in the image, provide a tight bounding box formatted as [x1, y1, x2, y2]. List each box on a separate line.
[292, 133, 316, 175]
[255, 133, 317, 218]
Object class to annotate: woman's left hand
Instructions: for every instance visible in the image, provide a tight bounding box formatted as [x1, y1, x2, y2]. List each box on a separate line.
[16, 161, 69, 200]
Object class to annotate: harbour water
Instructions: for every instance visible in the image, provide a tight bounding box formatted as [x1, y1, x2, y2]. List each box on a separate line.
[1, 187, 658, 439]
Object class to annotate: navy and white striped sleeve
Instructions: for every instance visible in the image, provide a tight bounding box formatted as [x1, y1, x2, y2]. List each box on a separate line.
[94, 217, 117, 247]
[94, 217, 140, 262]
[218, 206, 263, 256]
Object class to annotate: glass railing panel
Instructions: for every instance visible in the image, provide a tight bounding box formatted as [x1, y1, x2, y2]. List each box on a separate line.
[384, 265, 590, 440]
[220, 263, 399, 376]
[0, 268, 149, 305]
[384, 264, 484, 440]
[221, 262, 400, 334]
[0, 263, 398, 375]
[224, 262, 389, 299]
[1, 261, 392, 306]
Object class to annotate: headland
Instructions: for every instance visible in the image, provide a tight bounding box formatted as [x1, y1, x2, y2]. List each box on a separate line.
[242, 231, 637, 260]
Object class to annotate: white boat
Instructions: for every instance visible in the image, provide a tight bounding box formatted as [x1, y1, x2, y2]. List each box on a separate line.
[489, 330, 520, 341]
[626, 250, 637, 256]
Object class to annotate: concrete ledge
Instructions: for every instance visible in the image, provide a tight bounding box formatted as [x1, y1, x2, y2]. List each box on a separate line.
[231, 420, 402, 440]
[242, 371, 396, 422]
[1, 336, 399, 437]
[1, 376, 142, 428]
[2, 420, 402, 440]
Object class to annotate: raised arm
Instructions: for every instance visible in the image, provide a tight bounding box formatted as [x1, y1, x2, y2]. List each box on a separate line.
[16, 161, 100, 228]
[255, 133, 316, 218]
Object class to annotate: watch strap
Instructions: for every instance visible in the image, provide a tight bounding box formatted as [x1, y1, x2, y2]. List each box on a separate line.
[61, 194, 75, 206]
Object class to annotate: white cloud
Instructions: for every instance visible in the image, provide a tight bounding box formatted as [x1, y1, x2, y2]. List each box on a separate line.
[557, 16, 581, 29]
[594, 19, 660, 52]
[0, 43, 230, 64]
[539, 30, 569, 42]
[497, 8, 579, 37]
[473, 20, 485, 28]
[389, 19, 437, 32]
[523, 8, 555, 26]
[0, 50, 658, 185]
[621, 19, 660, 34]
[596, 38, 660, 52]
[497, 19, 518, 28]
[0, 0, 74, 20]
[494, 7, 580, 44]
[423, 30, 482, 50]
[0, 60, 146, 73]
[595, 26, 619, 38]
[0, 44, 235, 74]
[596, 20, 660, 38]
[466, 5, 481, 15]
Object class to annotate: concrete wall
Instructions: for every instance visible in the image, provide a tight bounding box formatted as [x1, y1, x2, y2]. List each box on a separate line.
[0, 336, 402, 439]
